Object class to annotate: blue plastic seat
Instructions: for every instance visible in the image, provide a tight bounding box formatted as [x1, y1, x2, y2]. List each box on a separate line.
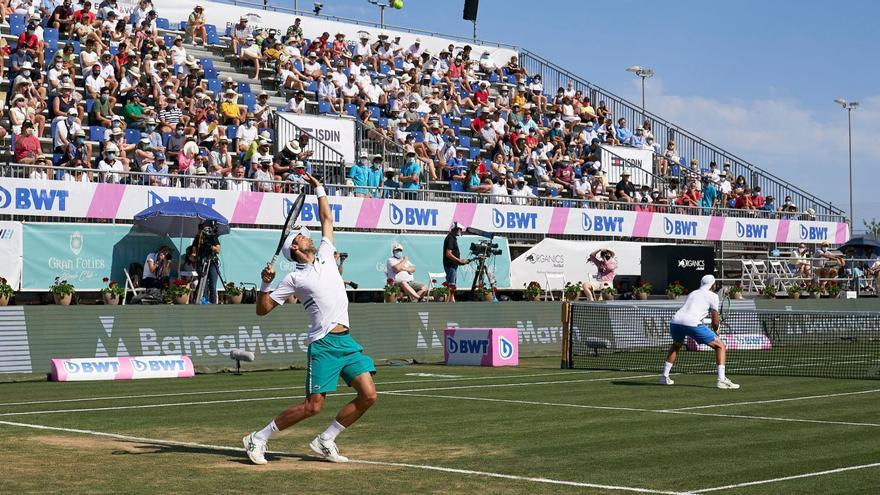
[344, 104, 358, 117]
[178, 21, 188, 31]
[156, 18, 170, 30]
[458, 135, 470, 148]
[90, 126, 106, 142]
[203, 68, 218, 80]
[306, 80, 318, 93]
[237, 82, 252, 94]
[206, 32, 220, 45]
[205, 24, 217, 36]
[162, 132, 172, 147]
[199, 58, 214, 71]
[469, 147, 480, 159]
[370, 106, 381, 120]
[242, 93, 256, 112]
[450, 180, 463, 192]
[460, 116, 471, 129]
[225, 126, 236, 141]
[207, 78, 221, 95]
[377, 117, 388, 128]
[318, 101, 332, 114]
[125, 128, 141, 143]
[44, 28, 59, 51]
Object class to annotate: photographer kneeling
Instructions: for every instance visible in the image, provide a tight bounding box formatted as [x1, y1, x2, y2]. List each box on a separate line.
[142, 245, 173, 289]
[386, 243, 428, 301]
[583, 248, 618, 301]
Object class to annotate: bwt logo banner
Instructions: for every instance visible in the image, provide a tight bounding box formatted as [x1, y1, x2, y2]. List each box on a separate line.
[389, 203, 438, 226]
[0, 185, 69, 211]
[285, 198, 342, 222]
[800, 225, 829, 241]
[492, 208, 537, 230]
[664, 218, 699, 237]
[131, 357, 188, 372]
[148, 191, 216, 209]
[582, 213, 625, 233]
[736, 221, 769, 239]
[63, 359, 119, 374]
[446, 337, 489, 354]
[498, 336, 514, 359]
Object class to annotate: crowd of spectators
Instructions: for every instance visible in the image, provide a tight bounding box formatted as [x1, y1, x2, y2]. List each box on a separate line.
[0, 2, 814, 218]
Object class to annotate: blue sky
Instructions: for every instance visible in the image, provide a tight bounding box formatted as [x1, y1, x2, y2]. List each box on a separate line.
[280, 0, 878, 228]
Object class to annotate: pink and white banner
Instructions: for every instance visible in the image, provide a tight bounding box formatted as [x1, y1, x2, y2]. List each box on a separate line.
[49, 355, 195, 381]
[444, 328, 519, 367]
[0, 177, 849, 244]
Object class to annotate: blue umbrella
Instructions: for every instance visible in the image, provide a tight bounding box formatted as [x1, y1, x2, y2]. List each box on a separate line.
[134, 200, 230, 237]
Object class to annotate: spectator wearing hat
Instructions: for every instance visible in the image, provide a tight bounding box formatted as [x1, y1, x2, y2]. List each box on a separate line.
[59, 128, 90, 168]
[9, 93, 43, 138]
[400, 151, 422, 196]
[133, 135, 156, 173]
[317, 74, 344, 115]
[159, 94, 184, 133]
[109, 125, 135, 170]
[615, 171, 636, 202]
[240, 35, 263, 79]
[253, 155, 276, 192]
[189, 161, 213, 190]
[700, 176, 717, 212]
[717, 171, 732, 207]
[186, 6, 207, 45]
[366, 155, 384, 197]
[761, 195, 777, 215]
[231, 16, 252, 54]
[386, 243, 429, 301]
[122, 92, 146, 127]
[249, 135, 274, 176]
[253, 91, 274, 130]
[210, 137, 234, 176]
[28, 155, 52, 181]
[98, 142, 125, 183]
[144, 153, 170, 186]
[349, 151, 372, 197]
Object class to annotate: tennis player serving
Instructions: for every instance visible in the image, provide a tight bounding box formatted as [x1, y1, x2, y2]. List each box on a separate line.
[659, 274, 740, 389]
[243, 173, 377, 465]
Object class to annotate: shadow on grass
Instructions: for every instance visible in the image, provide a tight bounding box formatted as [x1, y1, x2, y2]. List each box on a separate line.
[111, 441, 323, 463]
[611, 380, 711, 389]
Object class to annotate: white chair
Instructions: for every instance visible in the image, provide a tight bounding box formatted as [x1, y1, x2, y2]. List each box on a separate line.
[544, 272, 567, 301]
[427, 272, 447, 291]
[123, 268, 147, 306]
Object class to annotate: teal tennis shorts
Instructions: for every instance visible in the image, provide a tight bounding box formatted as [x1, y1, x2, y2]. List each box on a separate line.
[306, 331, 376, 395]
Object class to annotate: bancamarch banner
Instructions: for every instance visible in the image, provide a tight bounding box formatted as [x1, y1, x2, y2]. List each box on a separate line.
[0, 303, 566, 377]
[0, 177, 849, 244]
[21, 223, 511, 291]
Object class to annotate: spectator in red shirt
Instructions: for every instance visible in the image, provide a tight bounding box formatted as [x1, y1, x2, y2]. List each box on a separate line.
[750, 186, 765, 209]
[553, 157, 575, 191]
[17, 24, 43, 66]
[15, 121, 42, 164]
[470, 113, 485, 135]
[74, 2, 96, 25]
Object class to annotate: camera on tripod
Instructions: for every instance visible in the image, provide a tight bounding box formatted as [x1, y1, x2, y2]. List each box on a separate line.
[199, 220, 219, 238]
[469, 240, 502, 258]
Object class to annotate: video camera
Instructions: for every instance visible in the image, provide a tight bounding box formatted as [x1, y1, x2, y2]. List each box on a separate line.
[199, 220, 219, 237]
[469, 240, 502, 258]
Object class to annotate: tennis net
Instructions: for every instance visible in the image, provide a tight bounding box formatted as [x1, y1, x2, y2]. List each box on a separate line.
[562, 303, 880, 380]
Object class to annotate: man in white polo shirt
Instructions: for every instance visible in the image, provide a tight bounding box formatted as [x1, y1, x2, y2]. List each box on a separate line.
[243, 173, 377, 466]
[659, 274, 740, 389]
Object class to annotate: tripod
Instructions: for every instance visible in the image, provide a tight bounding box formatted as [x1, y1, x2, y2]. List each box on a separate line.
[470, 255, 497, 301]
[196, 255, 226, 304]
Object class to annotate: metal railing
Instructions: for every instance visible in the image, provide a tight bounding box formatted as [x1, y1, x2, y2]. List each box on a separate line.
[714, 254, 878, 296]
[0, 163, 843, 222]
[354, 119, 434, 189]
[275, 114, 347, 183]
[518, 50, 845, 221]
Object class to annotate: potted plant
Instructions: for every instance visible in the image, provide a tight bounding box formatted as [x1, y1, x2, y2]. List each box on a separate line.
[384, 278, 401, 303]
[632, 282, 652, 301]
[429, 280, 449, 302]
[600, 285, 618, 301]
[100, 277, 125, 305]
[826, 282, 842, 299]
[164, 278, 192, 305]
[563, 282, 582, 301]
[665, 280, 685, 300]
[474, 286, 494, 301]
[523, 281, 543, 301]
[224, 282, 244, 304]
[786, 284, 802, 300]
[50, 277, 75, 305]
[728, 283, 743, 300]
[806, 282, 822, 299]
[761, 285, 777, 299]
[0, 277, 14, 306]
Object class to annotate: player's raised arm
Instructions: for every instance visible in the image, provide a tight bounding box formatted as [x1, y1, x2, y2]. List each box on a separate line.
[304, 173, 333, 244]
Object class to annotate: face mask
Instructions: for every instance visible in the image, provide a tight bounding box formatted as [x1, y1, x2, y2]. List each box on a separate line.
[247, 120, 255, 127]
[107, 153, 117, 160]
[25, 128, 34, 135]
[176, 130, 184, 136]
[392, 251, 403, 259]
[92, 71, 100, 77]
[100, 95, 109, 102]
[67, 116, 76, 123]
[55, 63, 63, 70]
[22, 70, 31, 77]
[146, 124, 155, 131]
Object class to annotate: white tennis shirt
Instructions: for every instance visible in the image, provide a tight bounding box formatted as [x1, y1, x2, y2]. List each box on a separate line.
[270, 238, 350, 343]
[670, 287, 719, 327]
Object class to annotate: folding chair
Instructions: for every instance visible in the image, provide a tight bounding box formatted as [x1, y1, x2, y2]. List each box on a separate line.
[427, 272, 447, 294]
[123, 267, 146, 306]
[544, 272, 567, 301]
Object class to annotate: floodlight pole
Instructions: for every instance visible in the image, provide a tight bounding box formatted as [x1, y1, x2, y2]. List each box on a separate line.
[834, 99, 858, 227]
[472, 19, 477, 42]
[367, 0, 389, 28]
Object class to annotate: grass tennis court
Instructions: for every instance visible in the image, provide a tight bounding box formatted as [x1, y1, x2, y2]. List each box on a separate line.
[2, 357, 879, 494]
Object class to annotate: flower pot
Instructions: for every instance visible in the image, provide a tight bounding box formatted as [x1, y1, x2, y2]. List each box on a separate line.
[666, 293, 678, 300]
[102, 293, 120, 305]
[789, 292, 801, 300]
[53, 293, 72, 305]
[635, 292, 648, 301]
[601, 292, 615, 301]
[477, 292, 494, 302]
[810, 293, 821, 299]
[0, 294, 9, 306]
[174, 294, 190, 305]
[225, 293, 243, 304]
[384, 293, 398, 303]
[525, 294, 540, 302]
[731, 293, 743, 300]
[765, 295, 776, 299]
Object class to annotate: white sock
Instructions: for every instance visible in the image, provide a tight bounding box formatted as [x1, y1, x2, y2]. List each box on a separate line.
[717, 365, 726, 381]
[254, 420, 278, 442]
[320, 420, 346, 441]
[662, 361, 673, 377]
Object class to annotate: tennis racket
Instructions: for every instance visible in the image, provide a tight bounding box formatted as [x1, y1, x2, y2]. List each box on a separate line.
[717, 286, 733, 334]
[268, 192, 306, 267]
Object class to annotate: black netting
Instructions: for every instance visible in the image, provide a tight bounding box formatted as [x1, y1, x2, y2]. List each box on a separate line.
[566, 303, 880, 380]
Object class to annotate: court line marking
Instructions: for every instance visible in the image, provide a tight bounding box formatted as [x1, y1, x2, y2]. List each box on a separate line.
[0, 373, 658, 417]
[0, 369, 609, 407]
[690, 462, 880, 493]
[0, 419, 690, 495]
[666, 388, 880, 411]
[383, 392, 880, 429]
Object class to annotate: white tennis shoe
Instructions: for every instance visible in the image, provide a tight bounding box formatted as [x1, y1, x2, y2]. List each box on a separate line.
[659, 375, 674, 385]
[717, 378, 740, 389]
[242, 432, 268, 465]
[310, 435, 349, 463]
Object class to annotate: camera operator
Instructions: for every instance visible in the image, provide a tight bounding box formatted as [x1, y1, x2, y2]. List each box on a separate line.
[193, 220, 221, 304]
[142, 245, 173, 289]
[443, 222, 470, 303]
[584, 248, 618, 301]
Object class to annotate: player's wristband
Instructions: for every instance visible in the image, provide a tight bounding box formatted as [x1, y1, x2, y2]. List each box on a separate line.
[260, 281, 272, 293]
[315, 186, 326, 198]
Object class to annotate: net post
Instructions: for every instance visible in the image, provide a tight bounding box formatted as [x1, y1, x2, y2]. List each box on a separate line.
[561, 302, 571, 369]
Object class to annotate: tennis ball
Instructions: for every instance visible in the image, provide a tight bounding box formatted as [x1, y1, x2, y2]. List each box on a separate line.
[391, 0, 403, 9]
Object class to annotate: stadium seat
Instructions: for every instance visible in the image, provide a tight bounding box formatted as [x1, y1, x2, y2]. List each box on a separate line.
[207, 78, 221, 95]
[10, 14, 26, 37]
[442, 114, 452, 127]
[162, 132, 171, 148]
[488, 72, 499, 83]
[178, 21, 188, 31]
[344, 104, 358, 117]
[458, 135, 470, 148]
[370, 106, 381, 120]
[460, 116, 471, 129]
[293, 60, 303, 72]
[200, 58, 214, 71]
[507, 75, 517, 84]
[225, 126, 237, 141]
[156, 18, 170, 30]
[242, 93, 256, 112]
[237, 82, 252, 94]
[69, 40, 81, 54]
[125, 128, 141, 143]
[377, 117, 388, 128]
[206, 32, 220, 45]
[90, 126, 106, 142]
[318, 101, 332, 114]
[86, 99, 95, 113]
[469, 147, 480, 159]
[44, 28, 59, 51]
[411, 131, 424, 142]
[450, 180, 463, 192]
[163, 34, 174, 47]
[379, 63, 391, 74]
[203, 68, 218, 80]
[205, 24, 218, 36]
